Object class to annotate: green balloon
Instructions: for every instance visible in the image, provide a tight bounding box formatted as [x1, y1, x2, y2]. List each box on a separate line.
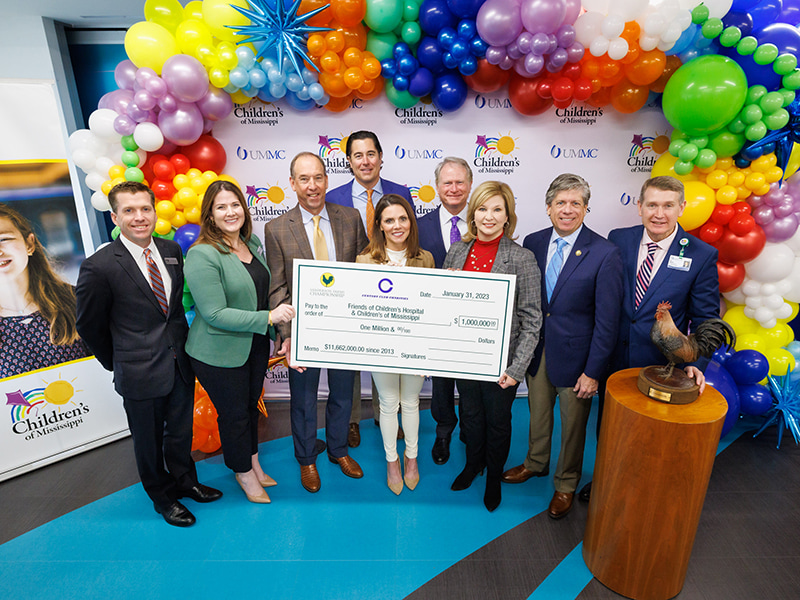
[690, 136, 709, 149]
[760, 91, 784, 114]
[385, 80, 418, 109]
[364, 0, 404, 34]
[401, 22, 422, 46]
[403, 0, 420, 21]
[696, 149, 717, 169]
[691, 5, 709, 24]
[746, 84, 767, 104]
[662, 55, 748, 136]
[719, 27, 742, 48]
[753, 43, 778, 66]
[741, 104, 763, 124]
[736, 36, 758, 56]
[745, 121, 767, 141]
[669, 138, 687, 156]
[678, 143, 699, 162]
[111, 225, 121, 240]
[121, 150, 140, 167]
[124, 167, 145, 182]
[780, 88, 796, 106]
[120, 135, 139, 151]
[782, 70, 800, 90]
[701, 19, 723, 39]
[764, 108, 790, 130]
[773, 54, 798, 76]
[366, 31, 399, 62]
[709, 130, 745, 157]
[674, 159, 694, 175]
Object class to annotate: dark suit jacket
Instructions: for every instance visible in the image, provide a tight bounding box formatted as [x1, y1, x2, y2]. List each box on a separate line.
[326, 177, 414, 215]
[75, 237, 193, 400]
[608, 224, 720, 371]
[443, 237, 542, 383]
[264, 202, 368, 339]
[418, 205, 449, 268]
[524, 226, 623, 387]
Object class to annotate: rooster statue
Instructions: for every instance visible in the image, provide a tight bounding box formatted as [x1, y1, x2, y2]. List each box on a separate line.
[650, 301, 736, 378]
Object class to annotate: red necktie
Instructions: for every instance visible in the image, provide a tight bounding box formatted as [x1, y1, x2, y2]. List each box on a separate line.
[144, 248, 169, 315]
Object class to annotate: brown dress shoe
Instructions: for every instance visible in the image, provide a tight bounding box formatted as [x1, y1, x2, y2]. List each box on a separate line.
[300, 464, 321, 493]
[328, 454, 364, 478]
[501, 464, 549, 484]
[348, 423, 361, 448]
[548, 491, 574, 519]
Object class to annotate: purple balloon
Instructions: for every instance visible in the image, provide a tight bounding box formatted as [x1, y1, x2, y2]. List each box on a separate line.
[134, 67, 158, 88]
[566, 42, 585, 62]
[530, 32, 550, 54]
[499, 55, 515, 70]
[507, 42, 523, 59]
[126, 102, 150, 122]
[476, 0, 523, 47]
[158, 93, 178, 113]
[548, 47, 568, 69]
[485, 45, 507, 65]
[764, 214, 800, 241]
[161, 55, 210, 103]
[556, 24, 575, 47]
[98, 89, 134, 115]
[524, 53, 544, 75]
[563, 0, 581, 25]
[158, 101, 204, 146]
[520, 0, 567, 35]
[753, 205, 775, 225]
[134, 89, 156, 111]
[113, 114, 136, 136]
[196, 86, 234, 121]
[114, 60, 137, 91]
[517, 31, 533, 53]
[144, 76, 168, 99]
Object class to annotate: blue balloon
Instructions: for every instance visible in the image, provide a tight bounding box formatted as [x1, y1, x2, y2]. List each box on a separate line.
[722, 44, 783, 90]
[419, 0, 458, 36]
[732, 0, 761, 10]
[749, 0, 782, 34]
[459, 55, 478, 76]
[173, 224, 200, 254]
[431, 72, 467, 112]
[408, 67, 435, 97]
[397, 54, 419, 76]
[393, 74, 410, 91]
[381, 59, 398, 79]
[738, 383, 773, 415]
[756, 23, 800, 56]
[393, 42, 412, 59]
[726, 349, 770, 385]
[418, 36, 447, 74]
[705, 360, 741, 438]
[721, 11, 754, 36]
[667, 24, 697, 56]
[447, 0, 485, 19]
[712, 346, 735, 364]
[284, 92, 316, 111]
[780, 0, 800, 26]
[457, 19, 477, 40]
[438, 27, 457, 49]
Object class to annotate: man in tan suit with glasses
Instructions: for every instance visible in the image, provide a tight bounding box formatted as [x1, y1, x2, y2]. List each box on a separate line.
[264, 152, 369, 493]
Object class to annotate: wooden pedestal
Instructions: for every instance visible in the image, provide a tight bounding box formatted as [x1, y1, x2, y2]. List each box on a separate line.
[582, 368, 728, 600]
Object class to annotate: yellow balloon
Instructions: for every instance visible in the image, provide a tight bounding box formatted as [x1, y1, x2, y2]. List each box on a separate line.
[216, 174, 240, 188]
[184, 0, 204, 20]
[202, 0, 251, 43]
[735, 333, 768, 352]
[175, 19, 213, 56]
[124, 21, 179, 74]
[678, 180, 716, 231]
[651, 152, 699, 181]
[759, 322, 794, 349]
[723, 304, 762, 336]
[156, 200, 177, 220]
[765, 348, 796, 376]
[155, 218, 173, 236]
[170, 212, 188, 228]
[101, 179, 115, 196]
[184, 205, 202, 224]
[230, 89, 251, 104]
[178, 187, 199, 207]
[779, 301, 800, 323]
[108, 164, 126, 179]
[784, 143, 800, 178]
[173, 174, 190, 189]
[186, 168, 203, 179]
[144, 0, 185, 33]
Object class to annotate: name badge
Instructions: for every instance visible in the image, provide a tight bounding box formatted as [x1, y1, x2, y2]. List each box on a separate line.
[164, 257, 179, 265]
[668, 255, 691, 271]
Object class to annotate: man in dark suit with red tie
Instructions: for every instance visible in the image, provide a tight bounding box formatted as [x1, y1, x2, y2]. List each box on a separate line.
[502, 174, 623, 519]
[76, 181, 221, 527]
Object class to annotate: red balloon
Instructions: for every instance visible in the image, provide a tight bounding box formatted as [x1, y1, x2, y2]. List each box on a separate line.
[717, 261, 745, 292]
[699, 222, 724, 243]
[711, 204, 735, 225]
[170, 153, 191, 174]
[573, 78, 593, 101]
[728, 213, 755, 236]
[733, 202, 751, 215]
[715, 225, 767, 264]
[153, 159, 176, 181]
[463, 59, 511, 93]
[151, 180, 176, 201]
[551, 77, 574, 102]
[508, 73, 553, 116]
[180, 135, 227, 174]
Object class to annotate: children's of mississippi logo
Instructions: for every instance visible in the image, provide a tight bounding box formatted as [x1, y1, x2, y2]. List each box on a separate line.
[409, 182, 438, 217]
[474, 133, 521, 174]
[244, 184, 290, 218]
[318, 135, 352, 173]
[6, 377, 90, 439]
[628, 133, 670, 172]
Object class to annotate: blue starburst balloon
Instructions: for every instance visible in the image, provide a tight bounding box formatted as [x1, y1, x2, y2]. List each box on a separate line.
[230, 0, 332, 76]
[753, 369, 800, 448]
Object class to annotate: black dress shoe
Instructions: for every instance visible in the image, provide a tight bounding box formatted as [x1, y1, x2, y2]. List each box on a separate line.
[432, 437, 450, 465]
[313, 439, 327, 456]
[155, 501, 196, 527]
[484, 477, 501, 512]
[578, 481, 592, 502]
[179, 483, 223, 503]
[451, 465, 484, 491]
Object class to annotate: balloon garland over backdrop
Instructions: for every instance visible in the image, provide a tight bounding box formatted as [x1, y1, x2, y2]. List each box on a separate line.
[68, 0, 800, 441]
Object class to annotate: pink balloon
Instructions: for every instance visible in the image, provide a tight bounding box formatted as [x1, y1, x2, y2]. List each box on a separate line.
[477, 0, 524, 47]
[196, 86, 234, 121]
[134, 89, 157, 111]
[114, 60, 137, 90]
[521, 0, 567, 35]
[158, 101, 204, 146]
[763, 214, 799, 242]
[563, 0, 581, 26]
[161, 55, 210, 103]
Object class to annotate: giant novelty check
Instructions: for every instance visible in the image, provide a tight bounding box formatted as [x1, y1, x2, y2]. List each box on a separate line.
[290, 259, 516, 381]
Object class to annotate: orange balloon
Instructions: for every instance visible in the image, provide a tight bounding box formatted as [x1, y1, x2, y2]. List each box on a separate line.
[320, 50, 341, 73]
[624, 49, 666, 86]
[342, 47, 363, 68]
[361, 54, 382, 79]
[319, 67, 351, 97]
[580, 56, 600, 79]
[343, 66, 365, 89]
[199, 429, 221, 453]
[621, 21, 641, 42]
[331, 20, 367, 51]
[586, 85, 613, 108]
[599, 59, 624, 87]
[331, 0, 366, 28]
[325, 30, 346, 53]
[610, 77, 649, 113]
[620, 42, 640, 65]
[355, 75, 384, 100]
[192, 426, 210, 452]
[299, 0, 332, 27]
[649, 55, 682, 93]
[307, 34, 327, 57]
[324, 93, 354, 112]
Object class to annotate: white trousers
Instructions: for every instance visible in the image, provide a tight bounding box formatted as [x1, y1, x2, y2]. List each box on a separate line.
[371, 371, 423, 461]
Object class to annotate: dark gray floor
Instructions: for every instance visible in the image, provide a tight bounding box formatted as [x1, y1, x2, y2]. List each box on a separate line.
[2, 406, 799, 600]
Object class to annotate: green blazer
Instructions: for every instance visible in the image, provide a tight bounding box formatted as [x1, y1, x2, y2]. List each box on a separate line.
[185, 236, 276, 368]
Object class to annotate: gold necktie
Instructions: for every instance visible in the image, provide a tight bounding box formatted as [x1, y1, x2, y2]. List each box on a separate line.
[312, 215, 329, 261]
[366, 189, 374, 240]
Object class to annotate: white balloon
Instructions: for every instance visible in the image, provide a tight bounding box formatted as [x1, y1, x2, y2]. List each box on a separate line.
[754, 306, 775, 328]
[661, 21, 684, 44]
[783, 226, 800, 255]
[71, 148, 97, 172]
[639, 35, 659, 51]
[88, 109, 121, 141]
[91, 190, 112, 212]
[84, 171, 105, 191]
[601, 14, 625, 39]
[775, 303, 793, 320]
[133, 122, 164, 152]
[761, 283, 777, 296]
[590, 36, 610, 57]
[701, 0, 733, 19]
[744, 295, 763, 309]
[643, 13, 666, 36]
[95, 157, 116, 178]
[742, 279, 761, 296]
[780, 260, 800, 302]
[607, 37, 629, 60]
[68, 129, 94, 154]
[765, 293, 786, 310]
[744, 306, 756, 319]
[582, 0, 611, 13]
[575, 12, 606, 47]
[135, 148, 148, 167]
[745, 243, 795, 283]
[723, 287, 747, 305]
[674, 9, 692, 29]
[609, 0, 649, 21]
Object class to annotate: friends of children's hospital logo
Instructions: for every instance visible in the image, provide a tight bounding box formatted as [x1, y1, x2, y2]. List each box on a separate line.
[318, 135, 352, 174]
[6, 377, 89, 440]
[244, 184, 290, 218]
[628, 133, 670, 173]
[474, 133, 521, 175]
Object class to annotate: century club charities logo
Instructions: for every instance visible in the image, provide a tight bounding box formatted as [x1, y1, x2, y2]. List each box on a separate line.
[409, 181, 438, 218]
[628, 133, 670, 173]
[474, 133, 521, 175]
[318, 135, 351, 175]
[6, 376, 90, 440]
[244, 183, 290, 219]
[378, 278, 393, 293]
[232, 100, 284, 126]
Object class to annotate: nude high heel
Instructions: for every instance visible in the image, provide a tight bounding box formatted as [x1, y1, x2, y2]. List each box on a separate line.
[387, 459, 403, 495]
[236, 473, 271, 504]
[404, 454, 419, 491]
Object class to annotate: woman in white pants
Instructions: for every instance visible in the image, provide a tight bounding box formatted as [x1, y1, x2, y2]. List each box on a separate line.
[356, 194, 434, 494]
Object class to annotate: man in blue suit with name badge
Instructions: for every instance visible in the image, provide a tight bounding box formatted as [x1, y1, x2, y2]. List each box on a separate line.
[326, 130, 414, 447]
[502, 174, 623, 520]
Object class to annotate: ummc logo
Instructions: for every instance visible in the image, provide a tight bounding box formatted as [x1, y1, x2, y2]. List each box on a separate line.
[378, 278, 394, 293]
[550, 146, 599, 159]
[236, 147, 287, 160]
[620, 193, 636, 206]
[474, 96, 513, 109]
[394, 146, 443, 160]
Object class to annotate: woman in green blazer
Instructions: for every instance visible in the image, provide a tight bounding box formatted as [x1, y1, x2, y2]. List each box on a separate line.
[185, 181, 295, 504]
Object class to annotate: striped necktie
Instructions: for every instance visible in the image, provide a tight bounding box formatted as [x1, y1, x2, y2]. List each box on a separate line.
[545, 237, 567, 302]
[365, 189, 374, 240]
[144, 248, 168, 315]
[634, 242, 659, 309]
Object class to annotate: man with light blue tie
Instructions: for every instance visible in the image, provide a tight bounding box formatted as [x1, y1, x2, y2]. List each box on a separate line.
[417, 157, 472, 464]
[326, 131, 414, 447]
[502, 174, 623, 520]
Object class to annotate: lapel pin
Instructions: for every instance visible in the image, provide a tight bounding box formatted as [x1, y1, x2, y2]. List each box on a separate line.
[575, 250, 582, 256]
